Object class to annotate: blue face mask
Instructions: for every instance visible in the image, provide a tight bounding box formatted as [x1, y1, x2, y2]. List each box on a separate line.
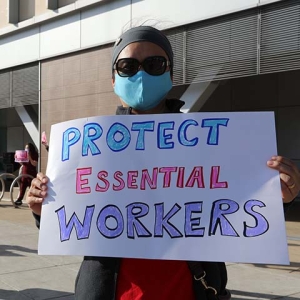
[114, 71, 173, 111]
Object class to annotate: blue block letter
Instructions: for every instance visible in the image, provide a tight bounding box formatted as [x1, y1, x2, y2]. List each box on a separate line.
[107, 123, 131, 152]
[157, 122, 175, 149]
[82, 123, 102, 156]
[131, 121, 154, 150]
[201, 118, 229, 145]
[62, 127, 81, 161]
[178, 119, 199, 147]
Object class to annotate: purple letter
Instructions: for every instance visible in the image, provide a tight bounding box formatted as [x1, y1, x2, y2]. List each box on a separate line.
[243, 200, 269, 237]
[97, 205, 124, 238]
[126, 203, 152, 239]
[56, 205, 94, 242]
[154, 203, 183, 238]
[185, 202, 205, 237]
[209, 199, 239, 237]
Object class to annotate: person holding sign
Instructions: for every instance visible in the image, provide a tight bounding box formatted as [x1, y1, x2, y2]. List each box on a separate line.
[26, 26, 300, 300]
[15, 143, 38, 206]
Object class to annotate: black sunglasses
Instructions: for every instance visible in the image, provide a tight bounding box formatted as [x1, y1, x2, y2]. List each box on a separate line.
[114, 56, 171, 77]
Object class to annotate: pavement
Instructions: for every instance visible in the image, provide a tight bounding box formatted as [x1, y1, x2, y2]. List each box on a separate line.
[0, 191, 299, 300]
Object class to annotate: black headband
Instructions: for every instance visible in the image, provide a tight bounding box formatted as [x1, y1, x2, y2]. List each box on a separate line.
[111, 26, 173, 71]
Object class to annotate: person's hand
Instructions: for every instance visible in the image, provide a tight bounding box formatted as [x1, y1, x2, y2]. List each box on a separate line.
[26, 172, 48, 215]
[267, 156, 300, 203]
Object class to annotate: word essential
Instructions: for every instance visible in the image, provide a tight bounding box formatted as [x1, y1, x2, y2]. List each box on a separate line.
[76, 166, 228, 193]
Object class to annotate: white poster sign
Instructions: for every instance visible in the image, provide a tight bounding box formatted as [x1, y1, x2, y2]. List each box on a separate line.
[38, 112, 289, 264]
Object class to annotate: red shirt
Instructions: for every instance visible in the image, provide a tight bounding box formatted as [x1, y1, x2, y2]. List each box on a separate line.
[116, 258, 195, 300]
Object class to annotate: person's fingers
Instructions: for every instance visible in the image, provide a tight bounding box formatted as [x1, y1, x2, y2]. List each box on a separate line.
[25, 190, 43, 215]
[36, 172, 49, 184]
[267, 156, 300, 203]
[26, 195, 43, 208]
[31, 176, 48, 192]
[268, 156, 300, 175]
[280, 179, 297, 203]
[26, 173, 48, 208]
[271, 155, 299, 173]
[28, 186, 47, 198]
[30, 178, 43, 191]
[267, 158, 300, 185]
[267, 158, 293, 175]
[279, 172, 295, 188]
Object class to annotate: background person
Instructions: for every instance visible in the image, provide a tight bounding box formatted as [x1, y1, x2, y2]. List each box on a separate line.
[41, 131, 49, 152]
[15, 143, 38, 206]
[26, 26, 300, 300]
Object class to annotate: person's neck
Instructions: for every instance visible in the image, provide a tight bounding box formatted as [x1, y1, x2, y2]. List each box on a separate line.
[130, 100, 166, 115]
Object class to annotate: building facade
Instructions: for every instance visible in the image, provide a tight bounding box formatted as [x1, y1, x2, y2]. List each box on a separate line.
[0, 0, 299, 174]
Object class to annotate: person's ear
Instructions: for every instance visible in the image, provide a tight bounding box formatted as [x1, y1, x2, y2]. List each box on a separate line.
[112, 77, 115, 88]
[168, 66, 173, 82]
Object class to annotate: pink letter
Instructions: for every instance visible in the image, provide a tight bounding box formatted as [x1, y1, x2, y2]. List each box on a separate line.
[159, 167, 177, 188]
[96, 171, 110, 192]
[176, 167, 185, 188]
[185, 167, 205, 188]
[113, 171, 125, 191]
[127, 171, 138, 189]
[76, 167, 92, 194]
[140, 168, 158, 190]
[210, 166, 228, 189]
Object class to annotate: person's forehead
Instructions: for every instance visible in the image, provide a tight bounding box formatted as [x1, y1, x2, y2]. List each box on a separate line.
[117, 41, 168, 60]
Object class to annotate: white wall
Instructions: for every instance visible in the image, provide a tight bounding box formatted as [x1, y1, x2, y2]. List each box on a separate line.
[40, 13, 81, 58]
[0, 27, 39, 69]
[131, 0, 258, 29]
[259, 0, 281, 4]
[0, 0, 283, 70]
[81, 0, 131, 48]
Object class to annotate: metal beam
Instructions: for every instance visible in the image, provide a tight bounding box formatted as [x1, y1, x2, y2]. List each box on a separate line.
[180, 67, 222, 113]
[180, 81, 220, 113]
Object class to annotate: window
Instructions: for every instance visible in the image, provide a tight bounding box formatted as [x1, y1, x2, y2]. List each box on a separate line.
[8, 0, 35, 23]
[19, 0, 35, 22]
[47, 0, 76, 10]
[59, 0, 76, 7]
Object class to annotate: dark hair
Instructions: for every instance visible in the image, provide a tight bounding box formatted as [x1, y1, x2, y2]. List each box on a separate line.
[26, 143, 39, 160]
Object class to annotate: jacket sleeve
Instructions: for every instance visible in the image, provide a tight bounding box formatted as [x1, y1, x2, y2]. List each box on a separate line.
[32, 212, 41, 229]
[283, 200, 295, 215]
